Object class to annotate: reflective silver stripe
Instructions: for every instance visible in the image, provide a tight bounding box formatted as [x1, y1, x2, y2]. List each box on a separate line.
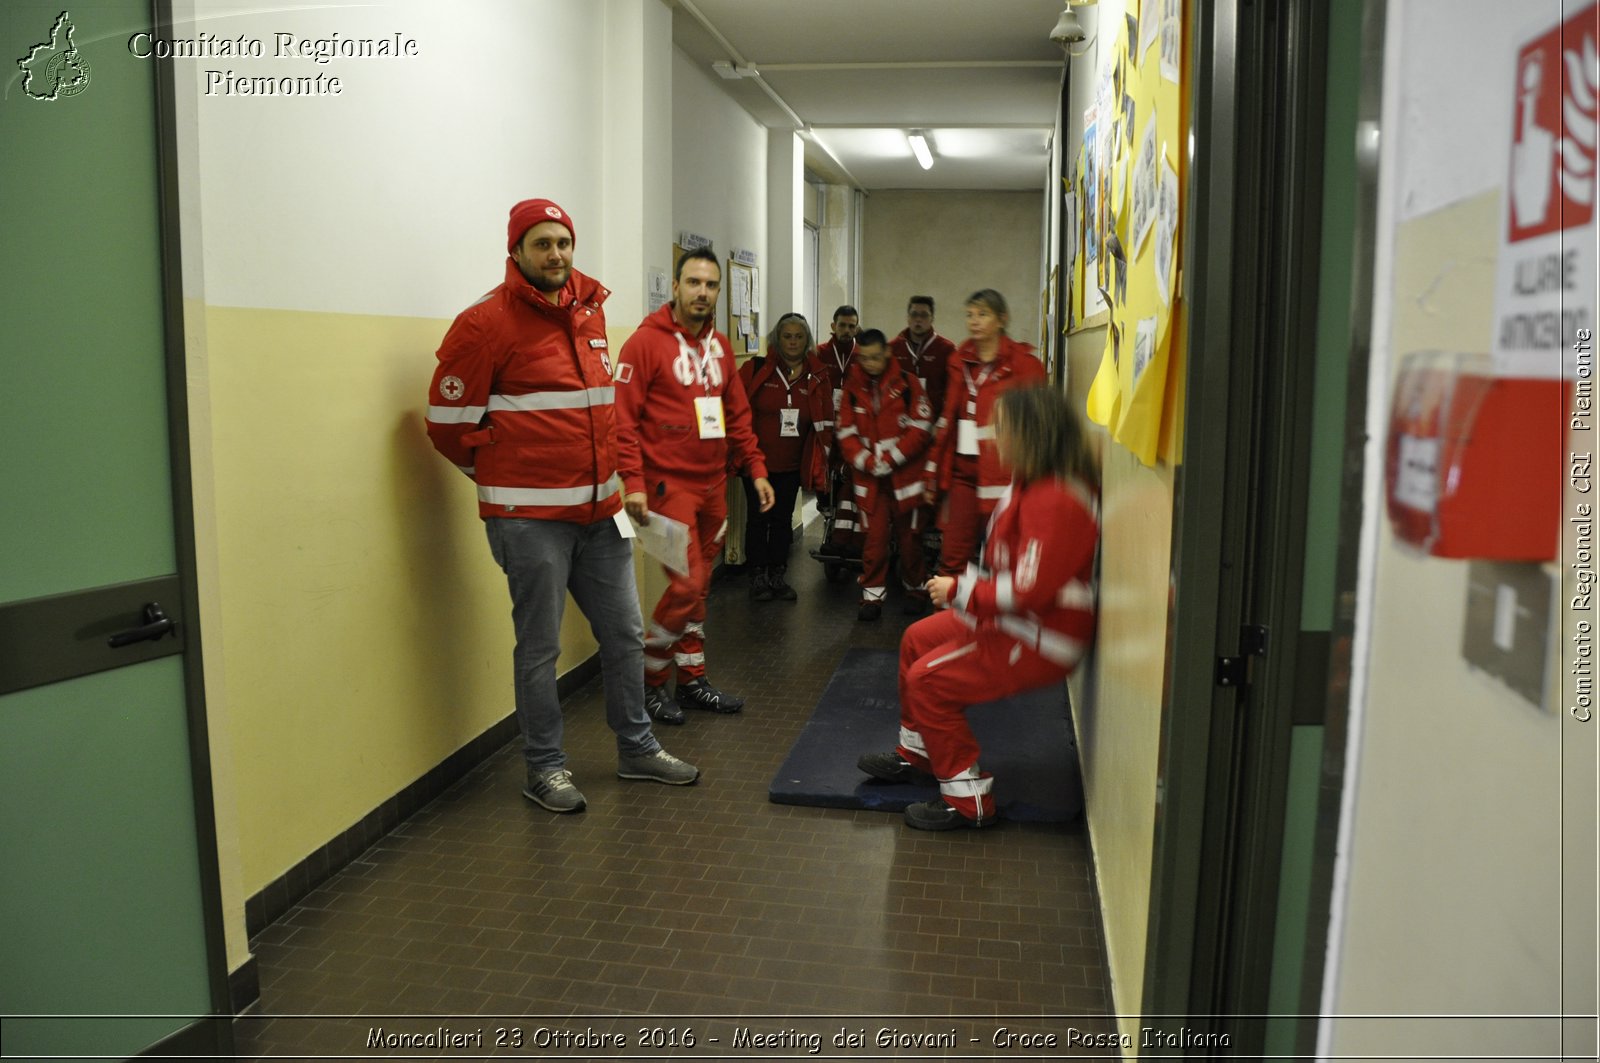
[426, 404, 486, 424]
[923, 641, 977, 670]
[685, 621, 705, 637]
[853, 451, 870, 471]
[647, 621, 679, 645]
[863, 586, 887, 601]
[977, 484, 1009, 500]
[888, 444, 907, 467]
[853, 482, 869, 496]
[1057, 580, 1095, 609]
[644, 656, 672, 673]
[487, 387, 614, 412]
[973, 424, 996, 441]
[953, 568, 978, 612]
[674, 651, 706, 666]
[938, 775, 992, 800]
[893, 481, 923, 501]
[713, 520, 727, 544]
[814, 418, 835, 431]
[456, 465, 475, 477]
[478, 479, 620, 507]
[898, 726, 928, 756]
[996, 615, 1084, 667]
[832, 518, 858, 531]
[906, 418, 932, 432]
[995, 572, 1015, 612]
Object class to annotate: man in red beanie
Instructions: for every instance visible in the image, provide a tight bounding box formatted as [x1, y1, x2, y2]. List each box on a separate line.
[614, 247, 774, 724]
[426, 198, 699, 814]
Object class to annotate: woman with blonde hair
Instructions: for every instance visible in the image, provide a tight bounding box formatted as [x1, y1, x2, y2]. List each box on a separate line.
[859, 384, 1098, 830]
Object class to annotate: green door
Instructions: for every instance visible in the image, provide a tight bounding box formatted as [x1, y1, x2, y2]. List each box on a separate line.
[1, 2, 230, 1058]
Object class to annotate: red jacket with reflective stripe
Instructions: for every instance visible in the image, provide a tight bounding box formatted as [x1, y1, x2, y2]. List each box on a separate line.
[951, 475, 1099, 670]
[836, 361, 934, 517]
[613, 303, 768, 494]
[889, 329, 957, 421]
[737, 352, 830, 490]
[426, 262, 620, 524]
[927, 335, 1047, 513]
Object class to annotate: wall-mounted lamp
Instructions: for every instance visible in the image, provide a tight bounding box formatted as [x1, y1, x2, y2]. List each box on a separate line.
[908, 130, 934, 170]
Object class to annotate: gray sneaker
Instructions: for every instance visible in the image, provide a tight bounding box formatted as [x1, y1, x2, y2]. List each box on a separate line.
[523, 768, 586, 813]
[617, 748, 700, 785]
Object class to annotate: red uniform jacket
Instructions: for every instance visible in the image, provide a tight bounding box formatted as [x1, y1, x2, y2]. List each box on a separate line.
[426, 262, 620, 524]
[836, 361, 934, 517]
[951, 475, 1099, 670]
[737, 352, 830, 490]
[810, 337, 857, 415]
[614, 303, 767, 494]
[889, 329, 957, 422]
[927, 335, 1047, 514]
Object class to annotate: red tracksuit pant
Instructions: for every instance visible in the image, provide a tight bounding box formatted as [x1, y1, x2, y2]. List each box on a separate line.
[857, 478, 924, 601]
[895, 609, 1069, 822]
[643, 476, 727, 687]
[936, 471, 984, 575]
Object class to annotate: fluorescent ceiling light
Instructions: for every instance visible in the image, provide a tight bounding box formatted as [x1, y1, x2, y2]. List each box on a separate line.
[908, 131, 934, 170]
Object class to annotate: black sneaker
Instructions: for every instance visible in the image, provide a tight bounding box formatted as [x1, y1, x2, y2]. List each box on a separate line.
[676, 677, 743, 713]
[857, 751, 933, 784]
[904, 799, 993, 831]
[645, 684, 684, 725]
[769, 566, 798, 601]
[858, 601, 882, 622]
[750, 567, 774, 602]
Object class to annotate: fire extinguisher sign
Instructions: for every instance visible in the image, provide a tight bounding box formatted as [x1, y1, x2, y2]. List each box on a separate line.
[1491, 2, 1599, 378]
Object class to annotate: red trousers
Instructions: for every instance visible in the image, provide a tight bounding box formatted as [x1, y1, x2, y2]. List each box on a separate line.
[896, 609, 1069, 821]
[858, 480, 924, 601]
[936, 473, 983, 575]
[643, 476, 727, 686]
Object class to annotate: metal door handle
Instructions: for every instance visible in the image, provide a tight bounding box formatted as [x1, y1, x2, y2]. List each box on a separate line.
[107, 602, 178, 648]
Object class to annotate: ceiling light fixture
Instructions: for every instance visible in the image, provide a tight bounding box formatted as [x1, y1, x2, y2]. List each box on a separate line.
[908, 131, 934, 170]
[1049, 1, 1097, 56]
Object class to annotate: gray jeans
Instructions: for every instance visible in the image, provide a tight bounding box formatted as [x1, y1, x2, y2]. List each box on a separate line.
[485, 516, 659, 774]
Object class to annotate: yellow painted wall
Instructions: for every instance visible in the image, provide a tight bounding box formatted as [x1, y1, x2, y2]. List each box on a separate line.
[201, 305, 604, 892]
[1065, 318, 1172, 1034]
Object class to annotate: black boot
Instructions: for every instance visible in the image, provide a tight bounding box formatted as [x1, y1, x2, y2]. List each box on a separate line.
[769, 564, 797, 601]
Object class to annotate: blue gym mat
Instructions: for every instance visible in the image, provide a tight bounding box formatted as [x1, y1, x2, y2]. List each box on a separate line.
[768, 648, 1083, 822]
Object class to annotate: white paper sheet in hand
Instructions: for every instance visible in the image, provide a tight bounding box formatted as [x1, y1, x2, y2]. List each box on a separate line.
[628, 510, 691, 576]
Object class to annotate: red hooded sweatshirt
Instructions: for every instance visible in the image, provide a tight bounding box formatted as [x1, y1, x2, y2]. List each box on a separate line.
[613, 303, 767, 494]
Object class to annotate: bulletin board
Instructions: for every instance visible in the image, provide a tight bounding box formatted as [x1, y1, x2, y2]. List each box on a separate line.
[726, 259, 761, 357]
[1073, 0, 1190, 466]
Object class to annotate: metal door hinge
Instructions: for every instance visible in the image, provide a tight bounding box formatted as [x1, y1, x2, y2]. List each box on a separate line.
[1216, 625, 1269, 688]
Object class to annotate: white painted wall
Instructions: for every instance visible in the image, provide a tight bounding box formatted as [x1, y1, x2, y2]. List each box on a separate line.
[671, 46, 769, 334]
[1320, 2, 1598, 1057]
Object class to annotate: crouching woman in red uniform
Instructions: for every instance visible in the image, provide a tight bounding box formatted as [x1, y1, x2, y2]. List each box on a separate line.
[857, 384, 1098, 830]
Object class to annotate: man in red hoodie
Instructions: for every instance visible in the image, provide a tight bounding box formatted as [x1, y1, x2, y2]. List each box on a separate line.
[426, 199, 699, 815]
[615, 247, 774, 724]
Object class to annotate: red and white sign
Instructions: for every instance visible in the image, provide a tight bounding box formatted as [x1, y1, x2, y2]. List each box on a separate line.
[1491, 3, 1599, 377]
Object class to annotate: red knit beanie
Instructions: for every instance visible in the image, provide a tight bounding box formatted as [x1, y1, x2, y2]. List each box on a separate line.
[507, 199, 574, 253]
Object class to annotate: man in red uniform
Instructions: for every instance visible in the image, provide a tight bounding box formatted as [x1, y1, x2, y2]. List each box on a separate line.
[811, 304, 863, 556]
[615, 247, 774, 725]
[888, 295, 957, 419]
[426, 198, 699, 815]
[889, 295, 958, 563]
[834, 329, 934, 620]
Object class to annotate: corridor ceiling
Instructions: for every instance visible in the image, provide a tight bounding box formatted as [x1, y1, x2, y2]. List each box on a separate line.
[670, 0, 1071, 191]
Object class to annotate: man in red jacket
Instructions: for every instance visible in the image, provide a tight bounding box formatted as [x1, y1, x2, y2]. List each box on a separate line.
[426, 198, 699, 815]
[889, 295, 957, 560]
[811, 304, 864, 557]
[615, 247, 774, 724]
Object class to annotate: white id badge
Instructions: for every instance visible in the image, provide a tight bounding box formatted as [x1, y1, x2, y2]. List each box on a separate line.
[832, 387, 842, 413]
[779, 407, 800, 437]
[694, 395, 726, 439]
[957, 418, 979, 456]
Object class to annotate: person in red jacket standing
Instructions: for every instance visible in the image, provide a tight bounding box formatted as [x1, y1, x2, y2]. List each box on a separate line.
[810, 305, 863, 558]
[924, 289, 1047, 576]
[615, 247, 774, 725]
[835, 329, 934, 621]
[738, 313, 830, 602]
[426, 198, 699, 815]
[889, 294, 958, 561]
[858, 384, 1099, 830]
[888, 295, 957, 419]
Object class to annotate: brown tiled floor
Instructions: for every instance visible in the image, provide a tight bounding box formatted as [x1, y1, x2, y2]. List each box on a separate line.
[233, 526, 1114, 1061]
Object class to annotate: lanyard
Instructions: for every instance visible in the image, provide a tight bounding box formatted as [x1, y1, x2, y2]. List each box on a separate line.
[830, 340, 854, 379]
[774, 362, 803, 407]
[960, 360, 996, 402]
